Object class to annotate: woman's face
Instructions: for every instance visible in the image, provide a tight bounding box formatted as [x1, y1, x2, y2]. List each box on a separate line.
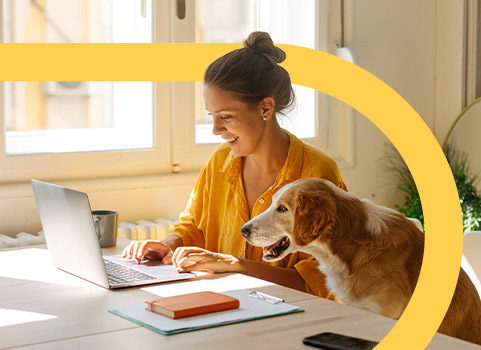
[203, 84, 270, 157]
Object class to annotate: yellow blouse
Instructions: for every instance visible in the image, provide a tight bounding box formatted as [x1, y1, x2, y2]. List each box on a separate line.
[170, 131, 347, 298]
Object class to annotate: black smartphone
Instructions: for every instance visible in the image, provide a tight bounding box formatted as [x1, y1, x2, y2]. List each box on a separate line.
[302, 332, 379, 350]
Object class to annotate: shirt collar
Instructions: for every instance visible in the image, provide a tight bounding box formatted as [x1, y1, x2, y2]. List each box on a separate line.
[277, 130, 303, 183]
[219, 129, 304, 186]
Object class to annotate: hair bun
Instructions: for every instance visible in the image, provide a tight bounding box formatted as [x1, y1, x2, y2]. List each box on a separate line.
[243, 31, 286, 65]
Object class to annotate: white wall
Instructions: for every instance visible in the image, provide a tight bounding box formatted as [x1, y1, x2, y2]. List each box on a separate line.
[0, 174, 197, 236]
[0, 0, 466, 236]
[339, 0, 464, 206]
[341, 0, 437, 204]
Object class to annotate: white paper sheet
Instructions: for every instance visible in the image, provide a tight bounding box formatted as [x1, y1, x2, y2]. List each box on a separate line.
[110, 289, 303, 334]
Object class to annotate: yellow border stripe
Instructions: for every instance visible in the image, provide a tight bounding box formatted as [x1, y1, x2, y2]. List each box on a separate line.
[282, 45, 463, 349]
[0, 43, 463, 349]
[0, 43, 238, 81]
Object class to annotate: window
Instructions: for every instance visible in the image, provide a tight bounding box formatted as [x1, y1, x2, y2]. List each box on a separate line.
[193, 0, 317, 144]
[4, 0, 153, 155]
[0, 0, 351, 183]
[0, 0, 171, 183]
[171, 0, 353, 171]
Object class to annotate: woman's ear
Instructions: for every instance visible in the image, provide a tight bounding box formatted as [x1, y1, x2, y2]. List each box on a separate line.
[260, 97, 275, 121]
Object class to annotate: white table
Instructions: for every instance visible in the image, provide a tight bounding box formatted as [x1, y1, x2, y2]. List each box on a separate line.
[0, 240, 479, 350]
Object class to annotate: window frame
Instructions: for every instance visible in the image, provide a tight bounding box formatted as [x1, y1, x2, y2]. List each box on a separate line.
[170, 0, 354, 172]
[0, 0, 354, 184]
[465, 0, 481, 105]
[0, 0, 172, 184]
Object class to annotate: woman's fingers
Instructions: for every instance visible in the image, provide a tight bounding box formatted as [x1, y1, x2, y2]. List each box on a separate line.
[162, 252, 173, 265]
[121, 241, 137, 259]
[172, 246, 205, 265]
[134, 240, 158, 264]
[123, 243, 239, 271]
[174, 252, 215, 272]
[121, 241, 144, 263]
[178, 262, 215, 273]
[172, 247, 210, 270]
[171, 248, 239, 273]
[175, 253, 207, 268]
[121, 240, 170, 264]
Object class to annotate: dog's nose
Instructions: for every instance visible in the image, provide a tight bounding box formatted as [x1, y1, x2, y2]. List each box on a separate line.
[240, 224, 251, 238]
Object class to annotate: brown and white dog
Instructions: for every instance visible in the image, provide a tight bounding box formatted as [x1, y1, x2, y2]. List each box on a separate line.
[240, 177, 481, 345]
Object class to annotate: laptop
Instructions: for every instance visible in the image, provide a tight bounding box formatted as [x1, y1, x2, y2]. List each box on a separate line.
[31, 179, 194, 289]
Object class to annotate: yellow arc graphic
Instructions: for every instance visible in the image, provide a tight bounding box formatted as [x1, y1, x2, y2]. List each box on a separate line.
[0, 43, 463, 349]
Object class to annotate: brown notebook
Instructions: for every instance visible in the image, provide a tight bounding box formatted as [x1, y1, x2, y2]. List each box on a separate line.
[145, 291, 240, 319]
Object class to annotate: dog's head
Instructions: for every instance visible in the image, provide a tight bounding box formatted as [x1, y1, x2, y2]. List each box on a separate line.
[241, 177, 339, 262]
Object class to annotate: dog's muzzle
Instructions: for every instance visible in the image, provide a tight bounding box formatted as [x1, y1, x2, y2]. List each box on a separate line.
[240, 224, 251, 238]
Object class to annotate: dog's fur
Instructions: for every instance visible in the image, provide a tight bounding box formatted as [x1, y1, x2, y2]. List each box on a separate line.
[241, 177, 481, 345]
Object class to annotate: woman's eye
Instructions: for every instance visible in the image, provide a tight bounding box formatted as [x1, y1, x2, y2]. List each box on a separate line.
[221, 116, 232, 121]
[276, 205, 288, 213]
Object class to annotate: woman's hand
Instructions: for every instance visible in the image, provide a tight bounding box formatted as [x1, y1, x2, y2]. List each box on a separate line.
[121, 240, 173, 264]
[171, 246, 240, 273]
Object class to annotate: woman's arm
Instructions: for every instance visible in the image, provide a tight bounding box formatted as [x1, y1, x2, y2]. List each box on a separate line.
[171, 247, 306, 292]
[122, 166, 210, 264]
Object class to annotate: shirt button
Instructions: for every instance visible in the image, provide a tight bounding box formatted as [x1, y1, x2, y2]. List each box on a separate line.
[259, 198, 265, 204]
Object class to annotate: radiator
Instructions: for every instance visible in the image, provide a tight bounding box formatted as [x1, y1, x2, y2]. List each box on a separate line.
[117, 218, 176, 241]
[0, 232, 46, 248]
[1, 218, 176, 248]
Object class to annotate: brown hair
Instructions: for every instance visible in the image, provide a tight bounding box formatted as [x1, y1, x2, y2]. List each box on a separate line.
[204, 31, 295, 116]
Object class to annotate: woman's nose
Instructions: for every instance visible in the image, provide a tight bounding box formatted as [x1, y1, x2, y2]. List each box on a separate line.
[212, 118, 225, 135]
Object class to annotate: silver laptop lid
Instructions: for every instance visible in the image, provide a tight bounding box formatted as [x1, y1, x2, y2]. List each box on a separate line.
[31, 179, 110, 288]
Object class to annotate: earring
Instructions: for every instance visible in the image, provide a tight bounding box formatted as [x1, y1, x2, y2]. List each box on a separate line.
[263, 117, 267, 121]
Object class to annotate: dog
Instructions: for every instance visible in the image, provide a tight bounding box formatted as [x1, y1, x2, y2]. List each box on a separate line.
[241, 177, 481, 345]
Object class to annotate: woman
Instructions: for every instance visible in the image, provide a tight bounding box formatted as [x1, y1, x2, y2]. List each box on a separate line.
[122, 31, 347, 298]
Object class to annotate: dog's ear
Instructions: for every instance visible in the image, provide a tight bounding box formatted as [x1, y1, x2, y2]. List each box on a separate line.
[292, 189, 336, 246]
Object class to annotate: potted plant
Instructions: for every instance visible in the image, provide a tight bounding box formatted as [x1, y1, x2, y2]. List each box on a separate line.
[382, 144, 481, 233]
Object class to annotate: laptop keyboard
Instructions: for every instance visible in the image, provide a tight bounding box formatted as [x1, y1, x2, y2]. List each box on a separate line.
[104, 259, 158, 284]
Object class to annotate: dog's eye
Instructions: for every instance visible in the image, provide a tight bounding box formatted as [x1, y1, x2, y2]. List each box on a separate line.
[276, 205, 288, 213]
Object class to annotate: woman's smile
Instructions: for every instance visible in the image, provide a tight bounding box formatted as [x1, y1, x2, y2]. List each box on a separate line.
[224, 135, 239, 145]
